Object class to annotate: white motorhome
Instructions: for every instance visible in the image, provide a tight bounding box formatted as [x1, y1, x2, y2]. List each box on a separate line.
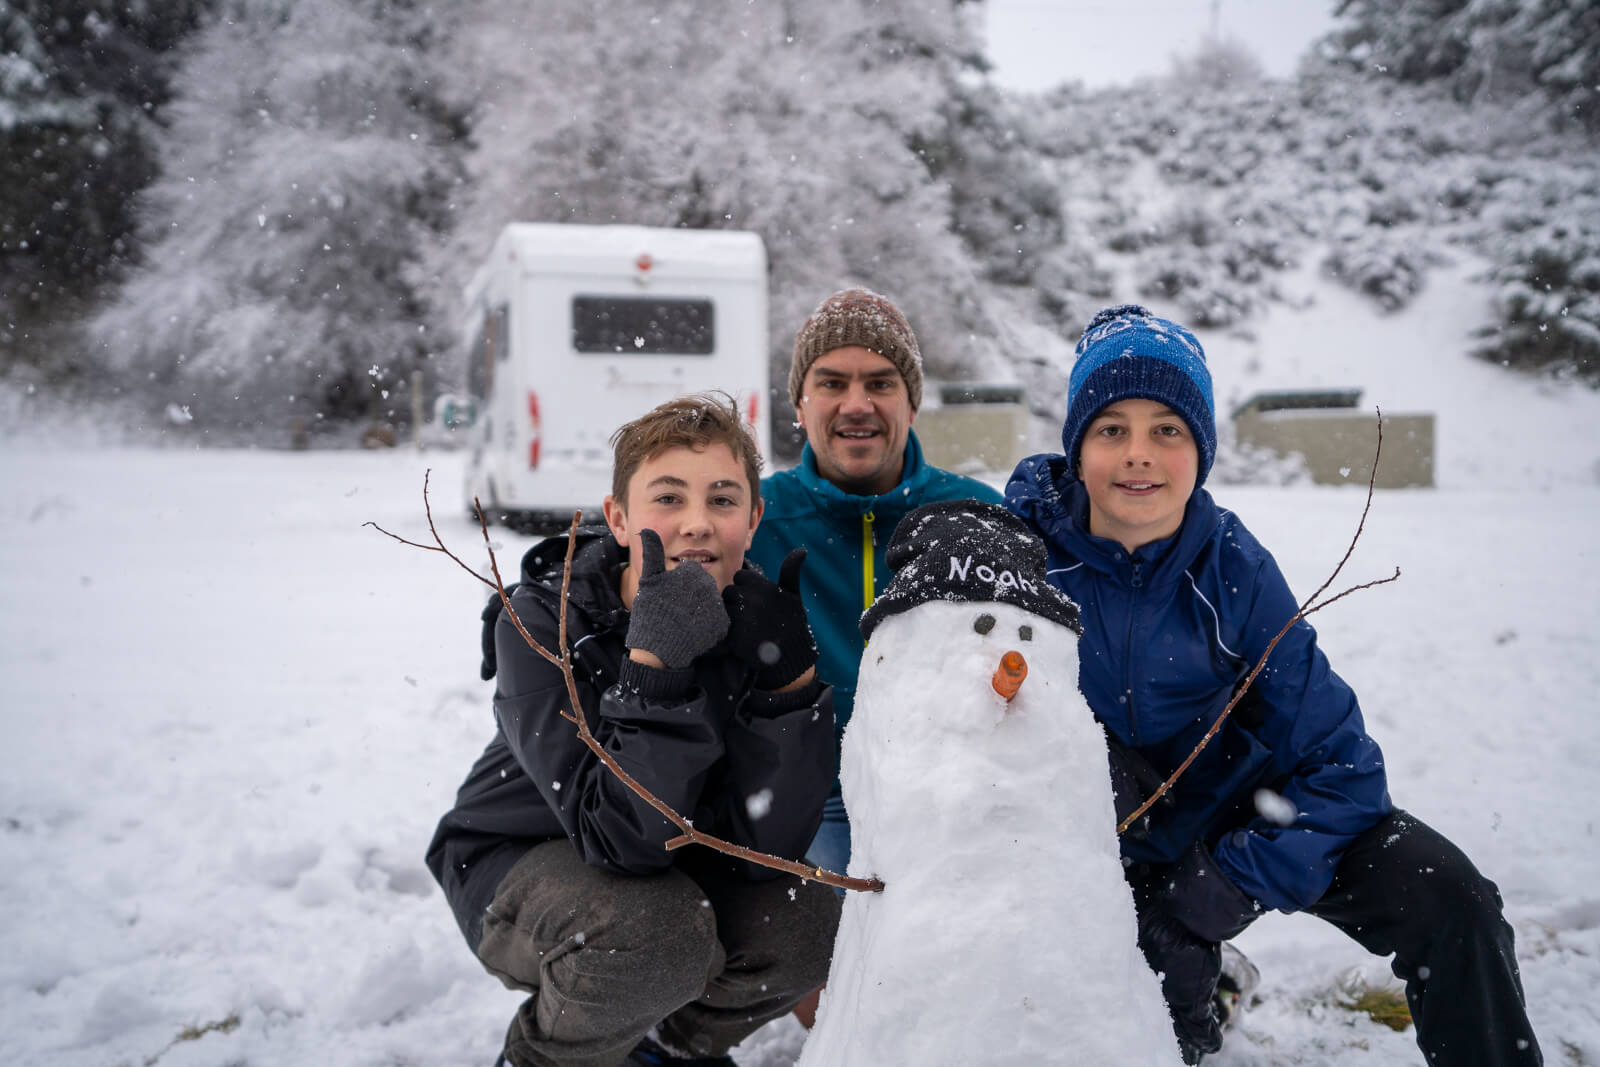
[459, 223, 770, 530]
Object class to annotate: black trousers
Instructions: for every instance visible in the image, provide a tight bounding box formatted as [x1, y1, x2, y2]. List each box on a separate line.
[1303, 810, 1542, 1066]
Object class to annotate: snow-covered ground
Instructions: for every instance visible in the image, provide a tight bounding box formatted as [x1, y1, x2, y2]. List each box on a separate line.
[2, 446, 1597, 1066]
[4, 281, 1600, 1064]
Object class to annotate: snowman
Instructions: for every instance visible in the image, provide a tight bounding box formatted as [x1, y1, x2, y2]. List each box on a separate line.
[798, 499, 1181, 1066]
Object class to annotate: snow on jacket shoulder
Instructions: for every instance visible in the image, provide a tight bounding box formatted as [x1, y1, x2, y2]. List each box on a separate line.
[425, 527, 835, 947]
[748, 430, 1002, 781]
[1004, 453, 1391, 914]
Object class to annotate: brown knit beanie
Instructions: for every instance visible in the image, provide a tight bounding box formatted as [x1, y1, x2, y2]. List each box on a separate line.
[789, 288, 924, 412]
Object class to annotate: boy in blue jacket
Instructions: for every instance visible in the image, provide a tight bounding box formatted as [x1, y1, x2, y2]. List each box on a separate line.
[1006, 305, 1540, 1065]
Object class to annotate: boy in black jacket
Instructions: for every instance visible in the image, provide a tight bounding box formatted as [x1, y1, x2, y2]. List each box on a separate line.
[427, 394, 840, 1067]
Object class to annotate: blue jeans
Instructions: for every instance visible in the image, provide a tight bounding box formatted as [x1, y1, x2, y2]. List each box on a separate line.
[804, 792, 851, 887]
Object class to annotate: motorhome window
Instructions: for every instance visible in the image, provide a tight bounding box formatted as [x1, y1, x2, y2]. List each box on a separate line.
[492, 305, 510, 362]
[466, 305, 508, 399]
[465, 327, 489, 399]
[571, 296, 715, 355]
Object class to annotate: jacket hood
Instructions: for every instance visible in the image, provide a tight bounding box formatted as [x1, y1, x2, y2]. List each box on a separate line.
[516, 524, 629, 630]
[1005, 452, 1075, 540]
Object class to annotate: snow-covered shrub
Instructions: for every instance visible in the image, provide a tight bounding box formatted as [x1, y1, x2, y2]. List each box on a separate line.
[1147, 88, 1288, 188]
[1128, 200, 1305, 328]
[1098, 209, 1160, 255]
[1211, 422, 1313, 487]
[1468, 162, 1600, 382]
[1474, 217, 1600, 383]
[1137, 257, 1258, 328]
[930, 83, 1067, 289]
[1321, 229, 1432, 312]
[1433, 173, 1490, 218]
[1030, 246, 1115, 331]
[1366, 190, 1423, 228]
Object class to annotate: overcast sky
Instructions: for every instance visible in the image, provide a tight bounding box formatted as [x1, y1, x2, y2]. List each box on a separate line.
[984, 0, 1338, 92]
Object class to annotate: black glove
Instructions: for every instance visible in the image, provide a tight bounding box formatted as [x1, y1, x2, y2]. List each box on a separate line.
[1137, 903, 1224, 1064]
[479, 584, 518, 681]
[721, 548, 818, 690]
[1133, 844, 1259, 1063]
[1156, 842, 1261, 944]
[624, 529, 730, 669]
[1105, 730, 1176, 839]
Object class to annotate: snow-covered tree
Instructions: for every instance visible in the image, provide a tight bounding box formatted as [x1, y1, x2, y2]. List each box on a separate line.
[88, 0, 466, 438]
[429, 0, 1038, 453]
[1325, 0, 1599, 133]
[1, 0, 210, 383]
[1167, 35, 1267, 92]
[1509, 0, 1600, 133]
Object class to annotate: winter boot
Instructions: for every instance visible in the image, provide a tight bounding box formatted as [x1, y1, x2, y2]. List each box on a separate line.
[625, 1032, 737, 1066]
[1216, 941, 1262, 1030]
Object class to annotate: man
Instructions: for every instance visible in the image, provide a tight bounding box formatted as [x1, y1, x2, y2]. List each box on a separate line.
[746, 288, 1003, 885]
[427, 394, 840, 1067]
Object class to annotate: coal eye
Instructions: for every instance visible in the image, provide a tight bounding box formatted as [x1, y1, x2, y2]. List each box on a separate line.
[973, 613, 996, 635]
[1018, 625, 1033, 642]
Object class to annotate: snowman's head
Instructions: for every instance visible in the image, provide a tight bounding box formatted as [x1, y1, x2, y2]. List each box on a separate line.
[874, 597, 1079, 693]
[861, 500, 1081, 644]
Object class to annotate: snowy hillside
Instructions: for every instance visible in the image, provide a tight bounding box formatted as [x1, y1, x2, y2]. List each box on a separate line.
[992, 68, 1600, 462]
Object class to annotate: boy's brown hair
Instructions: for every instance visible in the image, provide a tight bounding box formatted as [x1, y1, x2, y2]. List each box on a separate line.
[609, 392, 764, 508]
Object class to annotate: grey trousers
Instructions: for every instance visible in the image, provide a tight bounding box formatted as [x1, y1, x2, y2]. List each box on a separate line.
[475, 839, 842, 1067]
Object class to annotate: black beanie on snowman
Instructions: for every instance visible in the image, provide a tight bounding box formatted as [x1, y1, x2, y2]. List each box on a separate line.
[859, 499, 1082, 642]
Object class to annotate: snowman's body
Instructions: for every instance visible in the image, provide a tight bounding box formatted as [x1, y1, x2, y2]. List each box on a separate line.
[798, 599, 1181, 1065]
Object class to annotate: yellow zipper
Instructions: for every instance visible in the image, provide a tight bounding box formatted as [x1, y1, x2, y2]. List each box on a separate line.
[862, 510, 877, 616]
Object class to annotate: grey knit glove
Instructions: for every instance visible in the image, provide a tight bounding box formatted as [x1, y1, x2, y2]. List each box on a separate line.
[625, 529, 730, 669]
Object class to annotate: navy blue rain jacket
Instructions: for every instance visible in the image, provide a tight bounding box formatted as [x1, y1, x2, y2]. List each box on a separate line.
[1006, 453, 1391, 913]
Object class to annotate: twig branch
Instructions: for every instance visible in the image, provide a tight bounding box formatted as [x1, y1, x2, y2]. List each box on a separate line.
[1290, 406, 1388, 618]
[1118, 410, 1402, 836]
[364, 469, 496, 591]
[379, 483, 884, 893]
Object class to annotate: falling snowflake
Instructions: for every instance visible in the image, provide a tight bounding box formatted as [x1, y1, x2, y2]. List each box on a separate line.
[746, 788, 774, 820]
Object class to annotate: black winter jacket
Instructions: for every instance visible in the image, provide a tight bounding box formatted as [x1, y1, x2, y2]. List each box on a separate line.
[425, 527, 836, 946]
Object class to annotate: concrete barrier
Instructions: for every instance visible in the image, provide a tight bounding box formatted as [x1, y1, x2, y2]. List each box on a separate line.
[916, 383, 1032, 476]
[1232, 390, 1434, 488]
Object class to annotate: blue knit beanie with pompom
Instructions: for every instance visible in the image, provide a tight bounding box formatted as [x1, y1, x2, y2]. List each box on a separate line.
[1059, 304, 1216, 486]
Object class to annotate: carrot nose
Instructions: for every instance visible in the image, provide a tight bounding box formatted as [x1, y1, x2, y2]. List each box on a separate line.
[992, 650, 1028, 702]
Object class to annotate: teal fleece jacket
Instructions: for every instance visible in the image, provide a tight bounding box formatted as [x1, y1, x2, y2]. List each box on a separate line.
[747, 431, 1002, 785]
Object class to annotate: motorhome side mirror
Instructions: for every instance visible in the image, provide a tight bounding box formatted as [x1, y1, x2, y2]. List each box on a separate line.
[435, 394, 478, 429]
